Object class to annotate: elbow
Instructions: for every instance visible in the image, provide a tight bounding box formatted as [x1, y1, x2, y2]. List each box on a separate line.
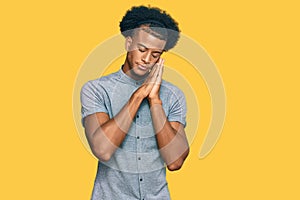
[92, 146, 113, 162]
[167, 160, 183, 171]
[97, 153, 112, 162]
[167, 148, 189, 171]
[88, 135, 116, 162]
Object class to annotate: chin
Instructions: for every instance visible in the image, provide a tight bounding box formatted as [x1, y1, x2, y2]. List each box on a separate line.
[132, 67, 149, 78]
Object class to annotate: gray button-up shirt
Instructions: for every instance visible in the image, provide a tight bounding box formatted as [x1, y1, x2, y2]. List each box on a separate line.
[81, 67, 187, 200]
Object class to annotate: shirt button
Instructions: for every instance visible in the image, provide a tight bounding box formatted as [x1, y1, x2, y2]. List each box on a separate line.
[140, 178, 143, 181]
[138, 157, 141, 160]
[136, 114, 139, 118]
[137, 136, 140, 139]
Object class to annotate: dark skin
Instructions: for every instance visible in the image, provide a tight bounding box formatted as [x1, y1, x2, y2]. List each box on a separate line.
[83, 28, 189, 171]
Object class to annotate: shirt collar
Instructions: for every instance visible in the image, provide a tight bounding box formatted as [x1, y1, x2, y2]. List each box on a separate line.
[118, 65, 146, 86]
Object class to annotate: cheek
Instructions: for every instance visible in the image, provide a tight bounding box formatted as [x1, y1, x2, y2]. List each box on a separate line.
[127, 51, 138, 63]
[133, 51, 145, 63]
[150, 57, 160, 65]
[154, 57, 160, 63]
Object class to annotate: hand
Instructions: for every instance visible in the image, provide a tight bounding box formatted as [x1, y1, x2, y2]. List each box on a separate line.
[135, 58, 164, 100]
[148, 58, 164, 100]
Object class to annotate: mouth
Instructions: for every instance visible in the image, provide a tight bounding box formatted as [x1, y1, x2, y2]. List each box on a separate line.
[137, 64, 148, 71]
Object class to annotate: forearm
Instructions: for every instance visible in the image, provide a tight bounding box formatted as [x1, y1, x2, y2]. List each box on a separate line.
[88, 91, 144, 161]
[149, 100, 189, 170]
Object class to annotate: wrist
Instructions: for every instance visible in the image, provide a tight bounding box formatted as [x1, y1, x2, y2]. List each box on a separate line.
[134, 86, 148, 99]
[148, 98, 162, 106]
[133, 89, 146, 103]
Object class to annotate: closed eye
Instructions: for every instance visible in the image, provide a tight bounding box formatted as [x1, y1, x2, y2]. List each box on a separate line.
[139, 48, 146, 52]
[152, 53, 160, 58]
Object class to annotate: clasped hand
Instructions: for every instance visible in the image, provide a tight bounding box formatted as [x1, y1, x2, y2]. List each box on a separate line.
[138, 58, 164, 101]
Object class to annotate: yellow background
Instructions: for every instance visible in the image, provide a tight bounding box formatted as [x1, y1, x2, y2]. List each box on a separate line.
[1, 0, 299, 199]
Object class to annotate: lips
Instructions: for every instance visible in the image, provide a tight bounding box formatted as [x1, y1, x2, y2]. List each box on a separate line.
[137, 64, 148, 71]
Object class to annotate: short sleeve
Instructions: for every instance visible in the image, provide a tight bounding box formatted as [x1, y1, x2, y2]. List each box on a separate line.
[167, 89, 187, 127]
[80, 80, 108, 125]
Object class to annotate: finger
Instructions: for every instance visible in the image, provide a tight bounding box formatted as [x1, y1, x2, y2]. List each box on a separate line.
[153, 58, 162, 76]
[148, 58, 161, 73]
[148, 62, 161, 83]
[144, 58, 162, 87]
[145, 63, 158, 83]
[156, 59, 164, 84]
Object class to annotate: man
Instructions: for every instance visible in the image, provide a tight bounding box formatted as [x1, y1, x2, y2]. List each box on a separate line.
[81, 5, 189, 200]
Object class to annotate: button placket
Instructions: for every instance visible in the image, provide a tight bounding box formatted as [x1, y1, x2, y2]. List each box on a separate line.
[135, 111, 140, 148]
[139, 174, 145, 200]
[135, 110, 144, 199]
[136, 115, 142, 174]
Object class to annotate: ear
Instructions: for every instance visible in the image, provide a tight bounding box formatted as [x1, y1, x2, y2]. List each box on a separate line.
[125, 36, 133, 51]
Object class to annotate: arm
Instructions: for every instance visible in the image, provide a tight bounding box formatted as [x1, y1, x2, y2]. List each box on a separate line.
[148, 60, 190, 171]
[150, 103, 189, 171]
[82, 64, 162, 161]
[83, 93, 143, 161]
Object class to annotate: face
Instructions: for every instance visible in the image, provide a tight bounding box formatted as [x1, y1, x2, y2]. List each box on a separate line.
[123, 28, 166, 80]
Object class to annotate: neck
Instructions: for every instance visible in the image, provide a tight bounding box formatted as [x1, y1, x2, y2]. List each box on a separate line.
[122, 59, 148, 81]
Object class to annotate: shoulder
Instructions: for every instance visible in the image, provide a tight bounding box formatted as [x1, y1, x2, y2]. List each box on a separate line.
[81, 71, 120, 92]
[161, 79, 185, 98]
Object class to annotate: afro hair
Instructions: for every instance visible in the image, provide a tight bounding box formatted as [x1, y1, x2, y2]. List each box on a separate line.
[119, 5, 180, 51]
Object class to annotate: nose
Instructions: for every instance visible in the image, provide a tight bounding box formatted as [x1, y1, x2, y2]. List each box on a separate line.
[142, 52, 151, 64]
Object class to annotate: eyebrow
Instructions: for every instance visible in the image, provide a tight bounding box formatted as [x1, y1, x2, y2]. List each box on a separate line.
[137, 43, 164, 54]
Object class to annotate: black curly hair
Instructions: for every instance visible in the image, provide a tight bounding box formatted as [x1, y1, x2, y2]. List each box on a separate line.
[119, 5, 180, 51]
